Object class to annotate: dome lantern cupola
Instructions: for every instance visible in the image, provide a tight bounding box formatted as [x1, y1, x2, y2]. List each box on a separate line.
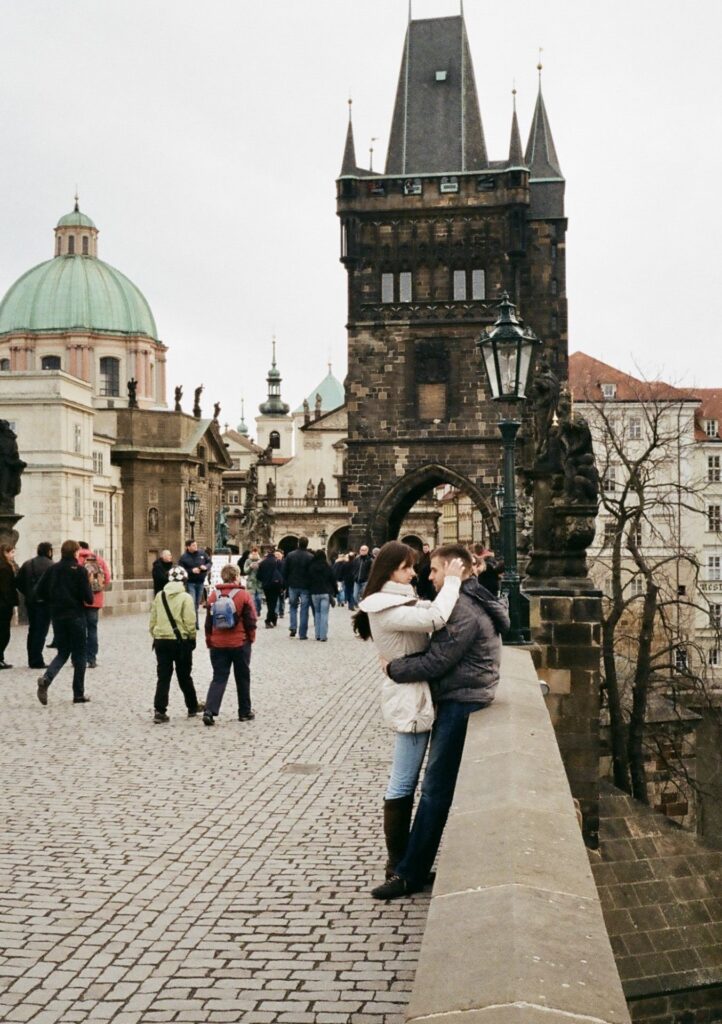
[54, 195, 99, 258]
[259, 337, 290, 415]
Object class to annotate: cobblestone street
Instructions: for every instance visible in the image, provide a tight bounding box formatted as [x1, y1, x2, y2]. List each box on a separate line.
[0, 608, 430, 1024]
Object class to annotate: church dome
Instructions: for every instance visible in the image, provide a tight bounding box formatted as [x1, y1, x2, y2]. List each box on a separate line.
[56, 209, 96, 229]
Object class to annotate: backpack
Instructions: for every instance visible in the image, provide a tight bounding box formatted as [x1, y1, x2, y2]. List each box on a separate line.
[84, 555, 106, 594]
[210, 588, 240, 629]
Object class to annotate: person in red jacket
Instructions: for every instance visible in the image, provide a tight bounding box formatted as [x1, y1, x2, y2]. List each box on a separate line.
[202, 563, 257, 726]
[76, 542, 111, 668]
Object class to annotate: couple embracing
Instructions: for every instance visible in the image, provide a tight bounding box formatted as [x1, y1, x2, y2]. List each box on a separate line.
[355, 541, 509, 900]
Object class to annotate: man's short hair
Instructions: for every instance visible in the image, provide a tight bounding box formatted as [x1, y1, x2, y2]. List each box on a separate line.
[61, 539, 80, 559]
[298, 536, 309, 549]
[431, 544, 473, 571]
[37, 542, 53, 558]
[79, 541, 89, 550]
[220, 563, 240, 582]
[185, 538, 195, 548]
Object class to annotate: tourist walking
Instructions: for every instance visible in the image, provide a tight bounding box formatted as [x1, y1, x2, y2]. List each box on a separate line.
[333, 554, 347, 606]
[370, 544, 509, 899]
[340, 552, 356, 610]
[16, 542, 54, 668]
[355, 541, 463, 880]
[274, 549, 286, 618]
[0, 543, 18, 669]
[179, 539, 210, 627]
[149, 565, 201, 723]
[202, 563, 257, 725]
[414, 543, 435, 600]
[243, 548, 263, 616]
[35, 540, 94, 705]
[77, 542, 111, 668]
[282, 536, 313, 638]
[307, 549, 337, 641]
[152, 549, 174, 595]
[352, 544, 373, 606]
[256, 546, 283, 628]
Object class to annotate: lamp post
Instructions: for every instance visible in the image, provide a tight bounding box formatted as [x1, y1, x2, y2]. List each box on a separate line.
[477, 292, 541, 644]
[184, 488, 200, 542]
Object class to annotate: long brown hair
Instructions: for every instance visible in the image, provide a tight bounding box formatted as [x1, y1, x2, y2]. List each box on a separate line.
[352, 541, 416, 641]
[0, 543, 17, 571]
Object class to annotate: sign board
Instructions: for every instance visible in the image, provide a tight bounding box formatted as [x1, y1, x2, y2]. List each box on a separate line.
[208, 552, 234, 589]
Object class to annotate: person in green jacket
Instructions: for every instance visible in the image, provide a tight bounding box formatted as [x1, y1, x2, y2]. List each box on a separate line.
[149, 565, 202, 724]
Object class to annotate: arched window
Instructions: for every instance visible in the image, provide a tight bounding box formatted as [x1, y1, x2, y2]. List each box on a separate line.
[82, 236, 89, 255]
[41, 355, 61, 370]
[269, 430, 281, 450]
[99, 356, 120, 396]
[68, 236, 75, 255]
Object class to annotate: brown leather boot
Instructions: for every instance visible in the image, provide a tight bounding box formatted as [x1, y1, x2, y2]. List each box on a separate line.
[383, 795, 414, 879]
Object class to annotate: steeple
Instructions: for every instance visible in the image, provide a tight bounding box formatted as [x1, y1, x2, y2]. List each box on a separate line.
[237, 396, 249, 436]
[258, 336, 290, 416]
[507, 88, 525, 169]
[525, 67, 563, 180]
[340, 99, 359, 176]
[385, 13, 487, 174]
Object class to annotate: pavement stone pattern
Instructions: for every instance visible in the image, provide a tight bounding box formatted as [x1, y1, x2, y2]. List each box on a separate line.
[0, 608, 430, 1023]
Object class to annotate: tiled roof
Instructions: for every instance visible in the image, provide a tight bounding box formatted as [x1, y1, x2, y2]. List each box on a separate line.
[569, 352, 699, 403]
[592, 783, 722, 1000]
[692, 388, 722, 441]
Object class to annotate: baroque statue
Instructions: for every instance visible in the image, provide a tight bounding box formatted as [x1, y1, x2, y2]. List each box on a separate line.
[127, 378, 139, 409]
[193, 385, 203, 419]
[174, 385, 183, 412]
[0, 420, 26, 509]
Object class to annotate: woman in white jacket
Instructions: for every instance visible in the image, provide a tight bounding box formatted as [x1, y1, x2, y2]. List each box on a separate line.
[355, 541, 463, 878]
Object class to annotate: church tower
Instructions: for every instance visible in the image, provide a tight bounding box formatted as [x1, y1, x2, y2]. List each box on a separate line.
[337, 13, 567, 544]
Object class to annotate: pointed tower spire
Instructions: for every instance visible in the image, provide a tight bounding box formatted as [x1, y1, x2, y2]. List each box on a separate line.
[524, 61, 563, 180]
[237, 396, 249, 436]
[259, 336, 289, 416]
[340, 98, 358, 176]
[508, 86, 525, 168]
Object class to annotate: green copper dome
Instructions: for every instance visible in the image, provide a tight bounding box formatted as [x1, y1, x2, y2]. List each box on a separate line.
[56, 209, 96, 229]
[0, 255, 158, 339]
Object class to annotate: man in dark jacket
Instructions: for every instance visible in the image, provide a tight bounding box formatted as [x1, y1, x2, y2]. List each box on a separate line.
[16, 542, 54, 668]
[282, 536, 313, 639]
[35, 539, 94, 705]
[352, 545, 373, 606]
[152, 549, 174, 595]
[256, 546, 283, 628]
[372, 543, 509, 900]
[178, 540, 210, 627]
[414, 543, 435, 600]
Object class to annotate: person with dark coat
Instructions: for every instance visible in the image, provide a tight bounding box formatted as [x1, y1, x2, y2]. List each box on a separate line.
[0, 543, 18, 669]
[282, 536, 313, 638]
[178, 539, 210, 627]
[35, 540, 94, 705]
[352, 545, 373, 605]
[306, 550, 337, 641]
[340, 553, 356, 610]
[16, 542, 54, 668]
[414, 543, 435, 601]
[152, 549, 174, 595]
[256, 546, 283, 628]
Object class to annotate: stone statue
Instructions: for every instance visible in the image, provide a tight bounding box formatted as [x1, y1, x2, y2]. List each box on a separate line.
[193, 385, 203, 419]
[266, 479, 276, 503]
[303, 398, 310, 421]
[127, 378, 139, 409]
[317, 478, 326, 505]
[0, 420, 26, 509]
[256, 500, 274, 543]
[314, 393, 322, 417]
[528, 357, 561, 465]
[213, 401, 221, 421]
[305, 479, 315, 505]
[174, 385, 183, 412]
[215, 505, 229, 549]
[558, 406, 600, 505]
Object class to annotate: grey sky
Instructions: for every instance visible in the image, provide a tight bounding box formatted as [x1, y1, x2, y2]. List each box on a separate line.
[1, 0, 720, 433]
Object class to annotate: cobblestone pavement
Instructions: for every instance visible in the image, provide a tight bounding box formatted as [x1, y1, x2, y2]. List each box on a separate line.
[0, 608, 430, 1024]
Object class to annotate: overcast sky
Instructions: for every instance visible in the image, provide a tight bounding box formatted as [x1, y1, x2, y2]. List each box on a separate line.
[1, 0, 720, 432]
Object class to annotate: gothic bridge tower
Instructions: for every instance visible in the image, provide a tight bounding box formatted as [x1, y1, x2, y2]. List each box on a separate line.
[337, 13, 567, 545]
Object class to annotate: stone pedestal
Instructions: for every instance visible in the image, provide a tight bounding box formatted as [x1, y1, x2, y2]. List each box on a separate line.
[524, 475, 597, 581]
[0, 511, 22, 548]
[526, 584, 602, 848]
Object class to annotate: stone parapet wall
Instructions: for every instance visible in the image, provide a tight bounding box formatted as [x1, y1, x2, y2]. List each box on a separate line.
[101, 579, 153, 617]
[405, 647, 630, 1024]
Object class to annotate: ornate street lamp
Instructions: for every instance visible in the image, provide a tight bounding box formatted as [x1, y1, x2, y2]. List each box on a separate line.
[184, 488, 200, 542]
[477, 292, 541, 643]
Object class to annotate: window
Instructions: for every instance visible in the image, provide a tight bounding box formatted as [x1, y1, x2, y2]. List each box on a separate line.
[381, 273, 394, 303]
[73, 424, 82, 454]
[628, 417, 642, 440]
[709, 604, 721, 628]
[439, 175, 458, 193]
[602, 520, 617, 546]
[601, 383, 617, 399]
[415, 339, 449, 422]
[403, 178, 422, 197]
[706, 419, 719, 438]
[68, 235, 75, 255]
[56, 236, 61, 256]
[551, 241, 558, 263]
[629, 575, 644, 597]
[551, 314, 558, 333]
[41, 355, 61, 370]
[677, 584, 687, 596]
[0, 359, 9, 371]
[92, 451, 104, 475]
[477, 175, 496, 192]
[675, 646, 688, 672]
[269, 430, 281, 449]
[551, 278, 558, 296]
[226, 490, 240, 505]
[92, 500, 105, 526]
[708, 648, 720, 667]
[602, 465, 617, 492]
[709, 555, 722, 581]
[73, 487, 82, 520]
[471, 269, 485, 300]
[708, 505, 721, 532]
[453, 270, 466, 301]
[82, 236, 89, 255]
[629, 521, 643, 547]
[99, 357, 120, 397]
[399, 272, 412, 303]
[709, 456, 721, 482]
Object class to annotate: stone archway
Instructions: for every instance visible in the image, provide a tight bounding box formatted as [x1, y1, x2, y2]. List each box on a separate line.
[278, 535, 298, 555]
[369, 462, 496, 546]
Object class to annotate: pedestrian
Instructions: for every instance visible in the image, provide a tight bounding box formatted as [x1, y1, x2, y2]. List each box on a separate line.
[149, 565, 201, 723]
[179, 539, 210, 627]
[16, 542, 54, 668]
[352, 544, 373, 606]
[152, 549, 174, 595]
[341, 552, 356, 610]
[274, 548, 286, 618]
[202, 563, 257, 726]
[76, 541, 111, 668]
[35, 540, 94, 705]
[282, 536, 313, 639]
[307, 549, 337, 641]
[414, 543, 435, 600]
[0, 542, 18, 669]
[354, 541, 463, 880]
[257, 545, 283, 628]
[243, 547, 263, 616]
[333, 554, 347, 606]
[370, 543, 509, 899]
[472, 544, 504, 596]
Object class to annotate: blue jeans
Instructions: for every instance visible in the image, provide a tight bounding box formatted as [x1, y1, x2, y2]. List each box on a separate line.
[345, 580, 356, 610]
[205, 645, 252, 718]
[288, 587, 310, 638]
[44, 615, 87, 699]
[311, 594, 330, 639]
[395, 700, 488, 887]
[85, 607, 99, 661]
[353, 581, 367, 606]
[251, 591, 262, 616]
[187, 581, 205, 626]
[386, 731, 430, 799]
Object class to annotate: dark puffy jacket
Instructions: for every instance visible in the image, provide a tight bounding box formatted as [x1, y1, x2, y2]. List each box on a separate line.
[152, 558, 173, 595]
[257, 553, 283, 588]
[306, 558, 336, 597]
[352, 554, 373, 584]
[179, 549, 210, 584]
[35, 556, 93, 620]
[387, 577, 510, 704]
[282, 548, 313, 589]
[16, 555, 53, 604]
[0, 561, 18, 610]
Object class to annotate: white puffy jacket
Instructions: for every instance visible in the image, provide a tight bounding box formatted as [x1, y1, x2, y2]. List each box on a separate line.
[358, 577, 461, 733]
